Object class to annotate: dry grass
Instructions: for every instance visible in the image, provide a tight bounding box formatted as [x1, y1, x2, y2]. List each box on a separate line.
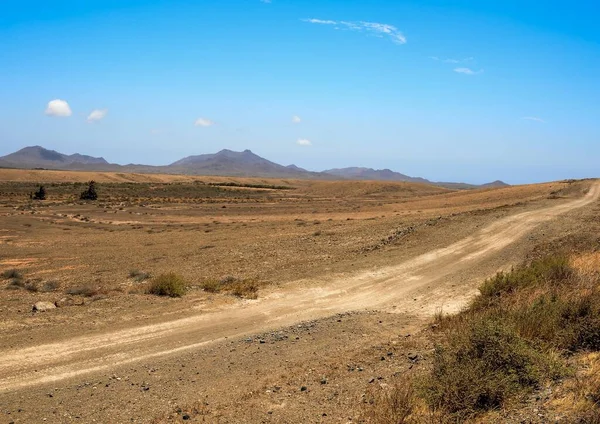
[361, 379, 417, 424]
[364, 252, 600, 421]
[66, 284, 100, 297]
[199, 276, 266, 299]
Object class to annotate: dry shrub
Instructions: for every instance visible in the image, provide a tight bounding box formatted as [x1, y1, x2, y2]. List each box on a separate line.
[2, 269, 23, 280]
[147, 273, 187, 297]
[41, 280, 60, 292]
[417, 254, 599, 419]
[129, 269, 151, 282]
[66, 284, 100, 297]
[362, 379, 416, 424]
[199, 276, 264, 299]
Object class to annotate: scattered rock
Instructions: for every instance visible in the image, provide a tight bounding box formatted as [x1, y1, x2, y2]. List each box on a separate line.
[408, 353, 419, 361]
[32, 301, 56, 312]
[300, 386, 307, 392]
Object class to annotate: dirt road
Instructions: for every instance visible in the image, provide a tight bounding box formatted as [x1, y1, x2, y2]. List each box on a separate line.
[1, 182, 598, 394]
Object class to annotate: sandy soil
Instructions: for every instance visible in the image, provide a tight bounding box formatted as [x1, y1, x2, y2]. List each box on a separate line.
[0, 171, 597, 423]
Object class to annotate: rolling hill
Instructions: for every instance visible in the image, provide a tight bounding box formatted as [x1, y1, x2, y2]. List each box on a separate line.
[0, 146, 508, 188]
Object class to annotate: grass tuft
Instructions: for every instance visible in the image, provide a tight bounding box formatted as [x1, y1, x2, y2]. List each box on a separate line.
[147, 273, 187, 297]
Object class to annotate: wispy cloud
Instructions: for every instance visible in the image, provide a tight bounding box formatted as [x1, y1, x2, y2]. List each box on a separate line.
[45, 99, 72, 117]
[292, 115, 301, 124]
[297, 138, 312, 146]
[194, 118, 214, 127]
[260, 0, 271, 3]
[87, 109, 108, 123]
[303, 19, 406, 44]
[454, 67, 483, 75]
[430, 56, 474, 64]
[522, 116, 546, 123]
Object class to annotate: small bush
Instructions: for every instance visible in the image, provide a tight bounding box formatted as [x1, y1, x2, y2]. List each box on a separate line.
[66, 284, 99, 297]
[147, 273, 187, 297]
[6, 279, 26, 290]
[80, 180, 98, 201]
[129, 269, 151, 282]
[41, 280, 60, 292]
[2, 269, 23, 280]
[32, 185, 46, 200]
[24, 281, 39, 292]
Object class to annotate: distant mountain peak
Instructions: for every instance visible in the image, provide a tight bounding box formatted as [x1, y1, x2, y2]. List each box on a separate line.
[0, 145, 108, 167]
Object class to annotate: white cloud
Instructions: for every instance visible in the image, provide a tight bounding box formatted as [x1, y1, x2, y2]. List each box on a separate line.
[303, 19, 406, 44]
[292, 115, 301, 124]
[454, 67, 483, 75]
[87, 109, 108, 123]
[297, 138, 312, 146]
[522, 116, 546, 123]
[194, 118, 214, 127]
[260, 0, 271, 3]
[44, 99, 72, 117]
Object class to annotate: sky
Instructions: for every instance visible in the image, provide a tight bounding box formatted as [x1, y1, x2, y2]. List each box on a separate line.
[1, 0, 599, 184]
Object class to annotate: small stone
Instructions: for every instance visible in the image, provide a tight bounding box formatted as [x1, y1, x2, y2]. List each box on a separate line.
[300, 386, 307, 392]
[408, 353, 418, 361]
[368, 378, 375, 384]
[320, 378, 327, 385]
[182, 414, 190, 420]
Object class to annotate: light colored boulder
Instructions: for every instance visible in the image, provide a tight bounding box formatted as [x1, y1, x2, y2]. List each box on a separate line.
[32, 301, 57, 312]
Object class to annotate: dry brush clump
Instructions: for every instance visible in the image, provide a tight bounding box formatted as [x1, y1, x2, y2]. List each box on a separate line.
[199, 276, 265, 299]
[147, 273, 187, 297]
[364, 253, 600, 421]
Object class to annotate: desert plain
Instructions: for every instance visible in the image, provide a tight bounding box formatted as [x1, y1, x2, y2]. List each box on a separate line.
[0, 169, 598, 423]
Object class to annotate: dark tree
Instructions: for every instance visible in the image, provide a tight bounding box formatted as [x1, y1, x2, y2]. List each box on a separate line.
[80, 180, 98, 200]
[32, 185, 46, 200]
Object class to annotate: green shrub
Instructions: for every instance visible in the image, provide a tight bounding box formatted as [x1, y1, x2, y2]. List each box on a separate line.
[80, 180, 98, 201]
[147, 273, 187, 297]
[475, 256, 572, 308]
[32, 185, 46, 200]
[422, 319, 558, 418]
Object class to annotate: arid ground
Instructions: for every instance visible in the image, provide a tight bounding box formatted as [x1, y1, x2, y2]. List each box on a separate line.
[0, 170, 598, 423]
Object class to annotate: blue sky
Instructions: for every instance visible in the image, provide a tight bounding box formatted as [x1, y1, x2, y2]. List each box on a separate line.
[1, 0, 599, 184]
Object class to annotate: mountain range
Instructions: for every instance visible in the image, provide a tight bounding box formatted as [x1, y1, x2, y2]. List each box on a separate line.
[0, 146, 508, 189]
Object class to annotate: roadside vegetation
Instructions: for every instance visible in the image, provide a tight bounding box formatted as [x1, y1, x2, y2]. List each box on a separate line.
[199, 276, 266, 299]
[363, 253, 600, 423]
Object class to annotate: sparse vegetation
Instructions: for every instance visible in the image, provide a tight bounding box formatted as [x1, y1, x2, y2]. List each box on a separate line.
[66, 284, 100, 297]
[80, 180, 98, 200]
[361, 379, 415, 424]
[199, 276, 264, 299]
[41, 280, 60, 292]
[363, 253, 600, 421]
[129, 269, 151, 282]
[31, 185, 46, 200]
[2, 269, 23, 280]
[147, 273, 187, 297]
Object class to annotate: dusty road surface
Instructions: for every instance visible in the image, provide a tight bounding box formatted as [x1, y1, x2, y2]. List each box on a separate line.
[1, 182, 598, 399]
